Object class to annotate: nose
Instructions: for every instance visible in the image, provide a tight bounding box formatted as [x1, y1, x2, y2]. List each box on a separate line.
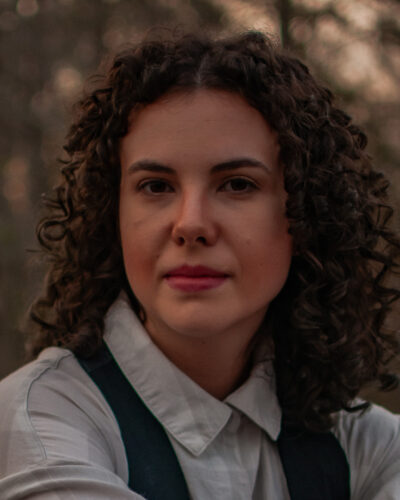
[171, 190, 218, 247]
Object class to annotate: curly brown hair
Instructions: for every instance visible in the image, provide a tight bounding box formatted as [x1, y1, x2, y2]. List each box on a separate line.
[27, 30, 400, 431]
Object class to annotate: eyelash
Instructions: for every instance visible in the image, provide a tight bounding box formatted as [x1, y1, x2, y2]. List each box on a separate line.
[137, 177, 258, 195]
[220, 177, 258, 193]
[137, 179, 173, 195]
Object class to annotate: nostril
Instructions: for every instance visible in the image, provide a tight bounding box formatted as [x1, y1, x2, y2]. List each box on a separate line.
[174, 234, 208, 246]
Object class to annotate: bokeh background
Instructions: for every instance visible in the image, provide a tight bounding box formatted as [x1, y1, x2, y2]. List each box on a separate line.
[1, 0, 399, 410]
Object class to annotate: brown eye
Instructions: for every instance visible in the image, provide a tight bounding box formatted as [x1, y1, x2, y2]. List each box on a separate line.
[139, 180, 173, 194]
[221, 178, 257, 193]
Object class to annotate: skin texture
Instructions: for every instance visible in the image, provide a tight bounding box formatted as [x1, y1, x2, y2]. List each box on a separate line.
[29, 31, 400, 429]
[119, 89, 292, 398]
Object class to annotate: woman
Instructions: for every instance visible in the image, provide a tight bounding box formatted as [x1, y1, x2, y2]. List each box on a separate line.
[0, 31, 399, 499]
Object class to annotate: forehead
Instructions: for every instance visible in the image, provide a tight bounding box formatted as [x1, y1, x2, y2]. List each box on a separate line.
[120, 89, 279, 170]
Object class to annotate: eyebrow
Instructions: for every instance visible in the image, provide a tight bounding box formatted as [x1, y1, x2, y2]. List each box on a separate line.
[127, 157, 272, 175]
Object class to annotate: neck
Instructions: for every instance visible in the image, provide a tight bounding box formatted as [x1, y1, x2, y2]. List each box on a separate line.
[174, 340, 253, 399]
[145, 320, 261, 400]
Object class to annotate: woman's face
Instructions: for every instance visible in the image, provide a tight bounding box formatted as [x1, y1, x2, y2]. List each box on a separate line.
[119, 89, 292, 345]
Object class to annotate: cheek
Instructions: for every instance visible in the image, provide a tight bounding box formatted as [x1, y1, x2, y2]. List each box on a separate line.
[241, 213, 292, 288]
[250, 236, 292, 275]
[121, 243, 155, 307]
[119, 215, 165, 291]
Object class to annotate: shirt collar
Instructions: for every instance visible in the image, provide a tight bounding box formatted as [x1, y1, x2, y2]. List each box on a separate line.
[103, 294, 282, 456]
[224, 356, 281, 441]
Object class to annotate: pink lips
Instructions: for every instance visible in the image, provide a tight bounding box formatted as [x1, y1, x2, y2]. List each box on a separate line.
[165, 265, 228, 292]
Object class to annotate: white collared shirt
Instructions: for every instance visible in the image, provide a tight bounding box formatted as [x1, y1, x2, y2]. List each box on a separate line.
[0, 294, 399, 499]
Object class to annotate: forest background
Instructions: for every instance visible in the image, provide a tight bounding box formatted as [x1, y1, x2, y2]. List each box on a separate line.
[1, 0, 399, 411]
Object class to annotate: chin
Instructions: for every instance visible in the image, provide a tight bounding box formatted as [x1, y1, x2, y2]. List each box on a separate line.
[167, 318, 225, 339]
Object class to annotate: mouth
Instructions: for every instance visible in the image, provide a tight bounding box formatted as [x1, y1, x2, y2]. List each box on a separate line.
[164, 265, 229, 292]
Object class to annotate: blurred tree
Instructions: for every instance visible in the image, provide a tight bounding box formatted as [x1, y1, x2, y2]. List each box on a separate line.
[0, 0, 226, 377]
[0, 0, 399, 410]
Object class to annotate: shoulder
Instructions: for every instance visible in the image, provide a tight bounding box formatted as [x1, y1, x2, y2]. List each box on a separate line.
[333, 402, 400, 499]
[0, 348, 127, 480]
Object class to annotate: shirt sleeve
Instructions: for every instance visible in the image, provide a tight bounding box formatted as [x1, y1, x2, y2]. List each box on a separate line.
[334, 403, 400, 500]
[0, 463, 146, 500]
[0, 349, 146, 499]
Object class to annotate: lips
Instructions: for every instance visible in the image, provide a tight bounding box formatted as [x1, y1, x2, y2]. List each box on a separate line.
[164, 265, 228, 292]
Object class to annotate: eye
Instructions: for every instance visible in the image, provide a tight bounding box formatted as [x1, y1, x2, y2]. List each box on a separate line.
[220, 177, 258, 193]
[138, 179, 173, 195]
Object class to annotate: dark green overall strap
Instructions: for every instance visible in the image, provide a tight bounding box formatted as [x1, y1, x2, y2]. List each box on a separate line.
[77, 343, 191, 500]
[277, 425, 350, 500]
[78, 342, 350, 500]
